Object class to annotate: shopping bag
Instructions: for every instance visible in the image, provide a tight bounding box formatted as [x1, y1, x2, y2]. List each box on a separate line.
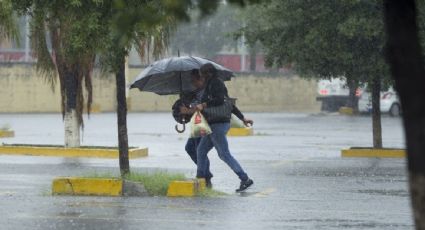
[190, 111, 212, 138]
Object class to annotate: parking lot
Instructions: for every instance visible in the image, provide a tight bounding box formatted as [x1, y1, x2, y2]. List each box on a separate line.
[0, 112, 412, 229]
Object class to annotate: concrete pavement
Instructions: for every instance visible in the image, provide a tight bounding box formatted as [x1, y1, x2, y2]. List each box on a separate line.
[0, 112, 412, 229]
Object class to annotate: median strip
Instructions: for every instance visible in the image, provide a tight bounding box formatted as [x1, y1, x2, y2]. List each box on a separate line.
[167, 178, 206, 197]
[341, 148, 405, 158]
[227, 127, 253, 136]
[52, 177, 123, 196]
[0, 130, 14, 138]
[52, 172, 210, 197]
[0, 144, 148, 158]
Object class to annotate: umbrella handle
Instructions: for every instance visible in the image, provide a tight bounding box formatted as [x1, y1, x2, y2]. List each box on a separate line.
[175, 120, 186, 133]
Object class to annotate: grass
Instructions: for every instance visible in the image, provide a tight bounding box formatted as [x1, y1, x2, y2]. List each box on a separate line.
[78, 171, 227, 197]
[124, 171, 186, 196]
[81, 170, 186, 196]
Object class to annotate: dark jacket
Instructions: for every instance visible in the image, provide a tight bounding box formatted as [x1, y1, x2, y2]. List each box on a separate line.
[201, 77, 244, 123]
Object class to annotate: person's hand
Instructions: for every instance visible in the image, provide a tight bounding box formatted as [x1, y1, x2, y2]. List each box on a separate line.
[243, 118, 254, 127]
[179, 106, 190, 114]
[196, 103, 206, 111]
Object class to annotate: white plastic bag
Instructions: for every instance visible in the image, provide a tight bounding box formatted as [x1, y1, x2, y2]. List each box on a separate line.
[230, 114, 245, 128]
[190, 111, 212, 138]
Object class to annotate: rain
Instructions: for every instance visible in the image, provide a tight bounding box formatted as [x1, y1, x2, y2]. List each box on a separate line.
[0, 1, 422, 229]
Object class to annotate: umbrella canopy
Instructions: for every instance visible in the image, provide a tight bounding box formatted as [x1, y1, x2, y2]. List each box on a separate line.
[130, 56, 234, 95]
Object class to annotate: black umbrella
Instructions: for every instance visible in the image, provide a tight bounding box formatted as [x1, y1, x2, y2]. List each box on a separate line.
[129, 56, 233, 95]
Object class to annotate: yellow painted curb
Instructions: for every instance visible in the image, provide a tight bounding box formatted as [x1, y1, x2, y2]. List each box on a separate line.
[52, 177, 122, 196]
[227, 127, 253, 136]
[339, 107, 354, 115]
[167, 178, 206, 197]
[341, 148, 405, 158]
[0, 145, 148, 158]
[0, 130, 14, 138]
[83, 103, 101, 113]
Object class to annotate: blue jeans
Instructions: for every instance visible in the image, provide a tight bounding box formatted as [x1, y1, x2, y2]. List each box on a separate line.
[185, 137, 213, 179]
[196, 122, 248, 181]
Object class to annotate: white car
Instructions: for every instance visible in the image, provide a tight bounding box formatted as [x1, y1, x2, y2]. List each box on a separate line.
[358, 88, 401, 116]
[316, 78, 352, 112]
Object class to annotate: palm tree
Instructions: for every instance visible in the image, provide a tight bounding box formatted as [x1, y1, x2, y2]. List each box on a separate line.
[0, 0, 20, 47]
[18, 1, 108, 147]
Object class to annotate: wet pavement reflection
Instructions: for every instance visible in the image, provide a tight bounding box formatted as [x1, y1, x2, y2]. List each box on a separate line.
[0, 112, 412, 229]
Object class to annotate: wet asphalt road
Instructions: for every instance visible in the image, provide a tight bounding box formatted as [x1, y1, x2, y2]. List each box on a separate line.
[0, 112, 412, 229]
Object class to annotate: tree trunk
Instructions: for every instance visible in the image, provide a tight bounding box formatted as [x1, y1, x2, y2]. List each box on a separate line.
[116, 55, 130, 176]
[249, 45, 257, 72]
[64, 110, 80, 147]
[64, 69, 80, 147]
[383, 1, 425, 229]
[346, 79, 359, 113]
[371, 76, 382, 149]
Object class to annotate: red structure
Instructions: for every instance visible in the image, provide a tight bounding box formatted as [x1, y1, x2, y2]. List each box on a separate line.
[213, 54, 288, 73]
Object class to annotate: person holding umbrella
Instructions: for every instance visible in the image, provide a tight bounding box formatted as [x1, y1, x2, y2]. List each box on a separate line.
[130, 57, 253, 190]
[194, 63, 254, 192]
[177, 69, 253, 188]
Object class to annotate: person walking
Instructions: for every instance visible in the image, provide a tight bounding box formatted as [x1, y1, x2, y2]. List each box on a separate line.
[177, 69, 253, 188]
[195, 63, 254, 192]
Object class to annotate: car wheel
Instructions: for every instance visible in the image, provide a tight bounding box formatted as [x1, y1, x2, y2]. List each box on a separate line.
[389, 103, 401, 117]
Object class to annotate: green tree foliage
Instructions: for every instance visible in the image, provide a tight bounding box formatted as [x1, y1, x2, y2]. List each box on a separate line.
[0, 0, 20, 43]
[242, 0, 389, 82]
[242, 0, 393, 148]
[14, 0, 112, 129]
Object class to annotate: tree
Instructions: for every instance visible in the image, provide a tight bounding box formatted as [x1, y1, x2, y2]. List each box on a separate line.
[0, 0, 20, 43]
[14, 0, 177, 175]
[100, 0, 174, 176]
[383, 1, 425, 228]
[14, 0, 112, 147]
[241, 0, 389, 148]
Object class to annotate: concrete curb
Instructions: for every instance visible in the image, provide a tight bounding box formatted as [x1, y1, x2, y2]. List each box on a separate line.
[227, 127, 253, 136]
[341, 148, 405, 158]
[84, 103, 102, 113]
[53, 177, 205, 197]
[0, 130, 14, 138]
[0, 145, 148, 158]
[339, 107, 354, 115]
[167, 178, 206, 197]
[52, 177, 123, 196]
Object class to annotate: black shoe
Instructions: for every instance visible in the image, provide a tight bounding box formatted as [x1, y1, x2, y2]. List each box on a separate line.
[236, 178, 253, 192]
[206, 178, 213, 188]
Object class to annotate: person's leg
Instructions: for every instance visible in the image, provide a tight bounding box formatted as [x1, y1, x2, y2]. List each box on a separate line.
[196, 135, 214, 179]
[209, 123, 249, 182]
[193, 137, 213, 180]
[185, 138, 198, 164]
[187, 138, 213, 178]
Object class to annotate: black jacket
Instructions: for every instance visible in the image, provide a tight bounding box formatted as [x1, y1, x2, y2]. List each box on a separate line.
[201, 77, 244, 123]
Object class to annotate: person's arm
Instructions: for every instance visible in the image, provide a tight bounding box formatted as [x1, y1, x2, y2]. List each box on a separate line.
[232, 105, 245, 120]
[232, 104, 253, 127]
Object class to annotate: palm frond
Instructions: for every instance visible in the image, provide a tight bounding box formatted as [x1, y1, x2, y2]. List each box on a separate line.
[30, 8, 57, 88]
[0, 0, 20, 44]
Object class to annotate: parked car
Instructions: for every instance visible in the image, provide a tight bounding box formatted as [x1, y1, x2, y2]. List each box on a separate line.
[358, 87, 401, 116]
[316, 78, 361, 112]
